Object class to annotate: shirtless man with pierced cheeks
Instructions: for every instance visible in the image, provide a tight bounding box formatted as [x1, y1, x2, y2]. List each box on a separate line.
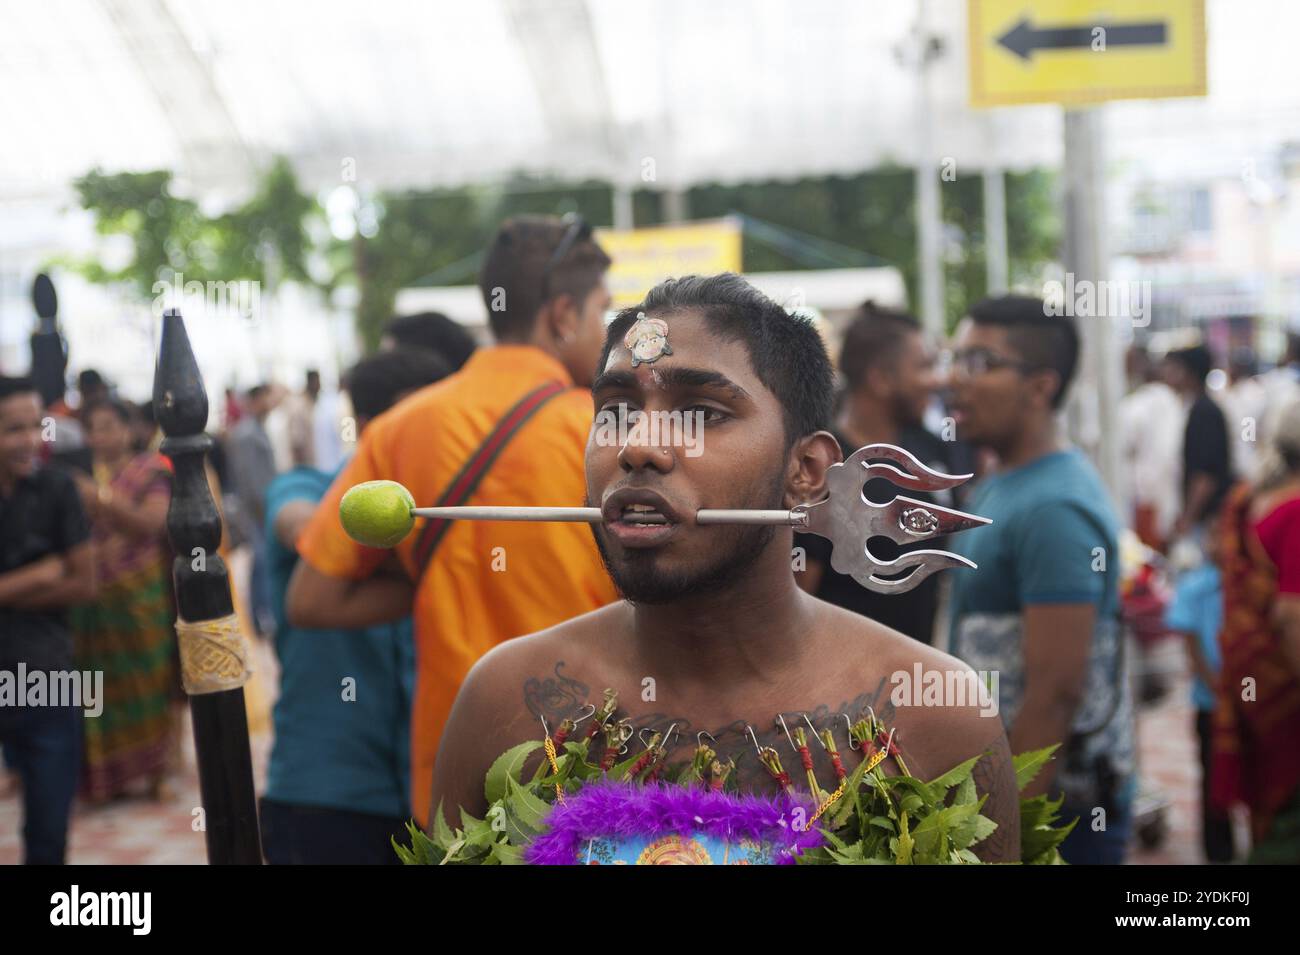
[430, 273, 1020, 861]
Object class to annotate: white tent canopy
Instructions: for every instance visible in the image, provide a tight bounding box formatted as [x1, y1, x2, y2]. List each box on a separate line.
[2, 0, 1046, 201]
[3, 0, 1299, 202]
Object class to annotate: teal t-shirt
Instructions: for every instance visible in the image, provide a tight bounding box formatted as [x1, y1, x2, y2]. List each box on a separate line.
[949, 449, 1121, 620]
[948, 449, 1134, 809]
[1163, 563, 1222, 712]
[264, 466, 415, 820]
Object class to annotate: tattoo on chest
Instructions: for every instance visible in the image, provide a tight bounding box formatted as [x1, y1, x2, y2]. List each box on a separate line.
[522, 660, 904, 793]
[523, 661, 590, 720]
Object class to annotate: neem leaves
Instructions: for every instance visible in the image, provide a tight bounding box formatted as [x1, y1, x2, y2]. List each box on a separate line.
[397, 740, 1073, 865]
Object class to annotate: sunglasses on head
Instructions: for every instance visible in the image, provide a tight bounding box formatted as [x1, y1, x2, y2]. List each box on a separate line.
[540, 213, 593, 303]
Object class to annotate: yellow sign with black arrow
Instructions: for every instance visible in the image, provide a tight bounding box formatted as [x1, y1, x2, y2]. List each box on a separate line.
[968, 0, 1207, 107]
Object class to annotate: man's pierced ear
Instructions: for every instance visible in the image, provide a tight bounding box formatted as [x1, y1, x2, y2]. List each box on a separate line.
[785, 431, 841, 507]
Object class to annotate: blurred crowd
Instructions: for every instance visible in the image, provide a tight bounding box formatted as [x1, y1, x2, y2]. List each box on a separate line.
[2, 213, 1298, 866]
[0, 310, 473, 863]
[1118, 332, 1300, 863]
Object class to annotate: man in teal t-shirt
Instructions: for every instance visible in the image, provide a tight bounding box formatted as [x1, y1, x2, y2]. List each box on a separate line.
[259, 348, 449, 864]
[946, 295, 1135, 865]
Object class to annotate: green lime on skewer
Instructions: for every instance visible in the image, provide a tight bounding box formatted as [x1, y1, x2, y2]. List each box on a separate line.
[339, 480, 416, 547]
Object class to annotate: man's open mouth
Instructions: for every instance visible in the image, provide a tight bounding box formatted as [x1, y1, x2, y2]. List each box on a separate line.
[603, 488, 681, 522]
[619, 503, 669, 525]
[601, 489, 683, 545]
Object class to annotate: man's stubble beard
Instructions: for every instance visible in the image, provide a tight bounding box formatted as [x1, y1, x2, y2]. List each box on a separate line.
[588, 470, 786, 605]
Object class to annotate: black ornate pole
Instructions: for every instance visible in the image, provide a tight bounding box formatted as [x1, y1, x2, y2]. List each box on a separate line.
[153, 307, 262, 864]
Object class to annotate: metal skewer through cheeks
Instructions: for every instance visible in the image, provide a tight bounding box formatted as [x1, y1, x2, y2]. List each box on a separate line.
[365, 443, 989, 594]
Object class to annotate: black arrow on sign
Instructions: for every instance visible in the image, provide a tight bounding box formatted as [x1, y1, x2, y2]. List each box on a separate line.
[997, 17, 1168, 61]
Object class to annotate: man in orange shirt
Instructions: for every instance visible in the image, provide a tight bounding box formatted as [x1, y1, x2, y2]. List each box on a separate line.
[287, 215, 618, 826]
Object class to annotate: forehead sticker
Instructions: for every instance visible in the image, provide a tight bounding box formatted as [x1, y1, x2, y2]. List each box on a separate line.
[623, 313, 673, 367]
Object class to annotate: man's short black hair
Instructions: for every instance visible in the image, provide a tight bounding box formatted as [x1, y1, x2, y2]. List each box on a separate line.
[0, 375, 39, 403]
[601, 273, 834, 446]
[1167, 344, 1214, 384]
[968, 295, 1079, 409]
[839, 301, 922, 390]
[478, 215, 611, 343]
[246, 384, 271, 402]
[384, 311, 478, 371]
[347, 348, 452, 421]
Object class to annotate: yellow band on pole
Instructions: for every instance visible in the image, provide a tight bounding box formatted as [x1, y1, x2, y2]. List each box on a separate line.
[175, 614, 252, 695]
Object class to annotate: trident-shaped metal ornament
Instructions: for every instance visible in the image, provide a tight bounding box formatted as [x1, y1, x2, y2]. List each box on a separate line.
[386, 444, 990, 595]
[793, 443, 989, 594]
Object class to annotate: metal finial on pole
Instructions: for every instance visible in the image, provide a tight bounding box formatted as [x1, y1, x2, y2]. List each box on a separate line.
[153, 307, 262, 865]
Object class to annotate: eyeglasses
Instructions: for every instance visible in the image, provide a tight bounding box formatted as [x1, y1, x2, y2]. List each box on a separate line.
[540, 212, 593, 304]
[941, 347, 1035, 378]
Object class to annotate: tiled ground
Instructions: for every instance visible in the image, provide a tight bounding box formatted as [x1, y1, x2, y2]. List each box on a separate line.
[1126, 637, 1205, 865]
[0, 639, 276, 866]
[1126, 635, 1253, 865]
[2, 626, 1239, 865]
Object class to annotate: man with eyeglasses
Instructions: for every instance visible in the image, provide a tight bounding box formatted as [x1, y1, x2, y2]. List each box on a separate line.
[287, 215, 618, 831]
[944, 295, 1134, 864]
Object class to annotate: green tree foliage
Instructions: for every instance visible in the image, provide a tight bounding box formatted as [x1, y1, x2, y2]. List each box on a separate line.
[68, 157, 320, 302]
[353, 166, 1057, 344]
[686, 166, 1059, 332]
[69, 169, 209, 299]
[345, 175, 615, 349]
[70, 160, 1059, 348]
[212, 156, 317, 286]
[941, 168, 1060, 329]
[346, 186, 486, 352]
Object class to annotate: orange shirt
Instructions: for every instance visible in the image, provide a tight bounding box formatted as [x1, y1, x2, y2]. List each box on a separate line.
[297, 345, 617, 825]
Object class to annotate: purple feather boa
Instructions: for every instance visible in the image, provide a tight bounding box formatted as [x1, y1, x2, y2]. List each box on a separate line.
[524, 780, 824, 865]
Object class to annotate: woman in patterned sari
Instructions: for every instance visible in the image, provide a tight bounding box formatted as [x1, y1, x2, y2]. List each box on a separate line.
[1213, 398, 1300, 862]
[70, 399, 175, 802]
